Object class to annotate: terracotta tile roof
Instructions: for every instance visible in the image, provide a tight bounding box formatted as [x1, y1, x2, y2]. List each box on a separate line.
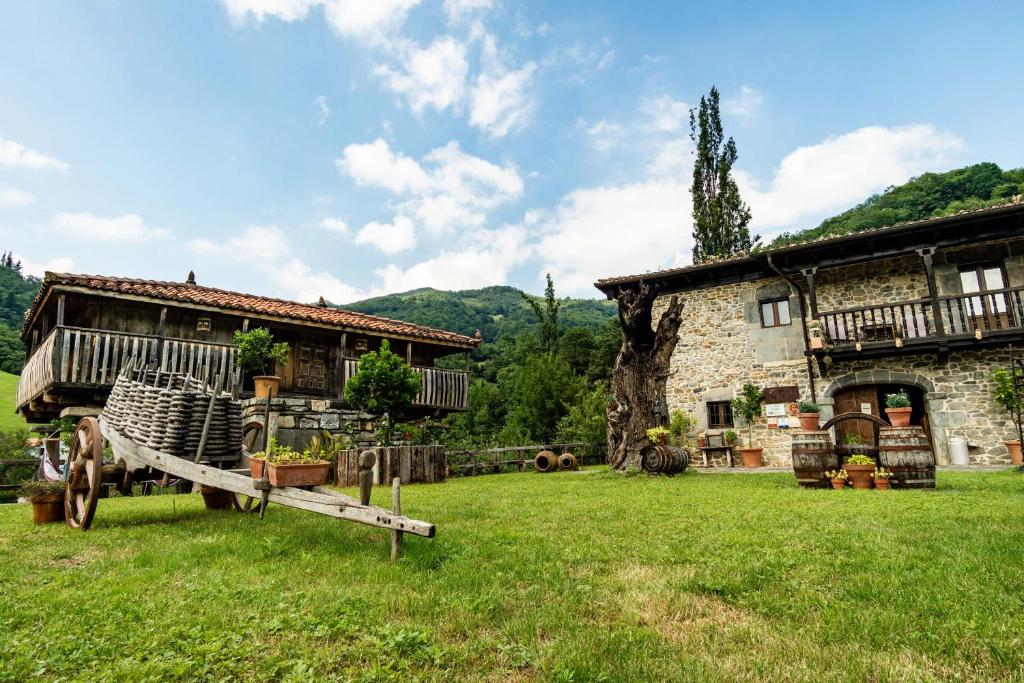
[24, 272, 480, 347]
[595, 198, 1024, 289]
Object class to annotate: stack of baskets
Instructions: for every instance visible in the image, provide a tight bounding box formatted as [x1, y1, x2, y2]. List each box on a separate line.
[103, 369, 242, 461]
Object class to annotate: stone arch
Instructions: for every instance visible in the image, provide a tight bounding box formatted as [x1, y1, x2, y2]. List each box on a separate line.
[821, 370, 935, 399]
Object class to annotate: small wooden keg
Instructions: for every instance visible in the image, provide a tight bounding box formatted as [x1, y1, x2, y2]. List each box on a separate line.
[640, 445, 689, 474]
[791, 431, 837, 489]
[878, 426, 935, 489]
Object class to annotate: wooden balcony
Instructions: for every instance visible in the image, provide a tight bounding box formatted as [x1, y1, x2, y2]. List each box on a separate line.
[18, 327, 471, 419]
[815, 285, 1024, 359]
[342, 358, 469, 412]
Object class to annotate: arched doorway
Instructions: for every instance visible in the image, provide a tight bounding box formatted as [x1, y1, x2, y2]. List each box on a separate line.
[833, 383, 929, 451]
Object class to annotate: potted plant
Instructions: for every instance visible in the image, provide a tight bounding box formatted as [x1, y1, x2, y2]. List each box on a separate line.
[234, 327, 291, 399]
[723, 429, 738, 446]
[991, 368, 1023, 465]
[824, 469, 847, 490]
[251, 439, 331, 487]
[731, 383, 765, 467]
[796, 401, 821, 431]
[843, 454, 876, 489]
[884, 390, 912, 427]
[873, 467, 892, 490]
[668, 410, 695, 447]
[646, 426, 670, 446]
[18, 480, 66, 525]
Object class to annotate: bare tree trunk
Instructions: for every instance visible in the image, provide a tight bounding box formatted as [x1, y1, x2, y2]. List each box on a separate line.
[606, 282, 685, 472]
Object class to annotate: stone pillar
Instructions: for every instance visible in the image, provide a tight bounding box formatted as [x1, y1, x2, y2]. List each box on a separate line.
[925, 391, 951, 465]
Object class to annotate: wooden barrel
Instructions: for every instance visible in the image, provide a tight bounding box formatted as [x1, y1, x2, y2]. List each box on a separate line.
[534, 450, 558, 473]
[878, 426, 935, 489]
[791, 431, 837, 489]
[640, 445, 689, 474]
[558, 453, 579, 470]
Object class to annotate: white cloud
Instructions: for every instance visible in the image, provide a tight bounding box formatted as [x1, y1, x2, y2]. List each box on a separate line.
[52, 212, 169, 241]
[563, 37, 615, 84]
[374, 37, 468, 114]
[320, 217, 349, 235]
[443, 0, 493, 24]
[223, 0, 418, 45]
[643, 95, 689, 133]
[723, 85, 763, 119]
[188, 224, 368, 303]
[737, 124, 966, 231]
[338, 138, 522, 235]
[16, 254, 74, 278]
[595, 49, 615, 71]
[0, 136, 69, 172]
[534, 178, 691, 296]
[582, 119, 625, 152]
[0, 186, 36, 207]
[646, 137, 691, 176]
[376, 225, 529, 292]
[312, 95, 330, 125]
[354, 216, 417, 253]
[469, 34, 537, 138]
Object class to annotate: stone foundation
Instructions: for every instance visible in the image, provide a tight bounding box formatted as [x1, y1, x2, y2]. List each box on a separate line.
[241, 397, 377, 453]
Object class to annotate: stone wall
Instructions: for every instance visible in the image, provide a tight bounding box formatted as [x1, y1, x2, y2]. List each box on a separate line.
[657, 246, 1023, 468]
[241, 397, 377, 452]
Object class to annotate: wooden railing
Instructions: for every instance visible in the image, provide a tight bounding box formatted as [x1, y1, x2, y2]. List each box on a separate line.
[342, 357, 468, 411]
[446, 442, 606, 476]
[939, 285, 1024, 336]
[16, 326, 237, 409]
[818, 285, 1024, 348]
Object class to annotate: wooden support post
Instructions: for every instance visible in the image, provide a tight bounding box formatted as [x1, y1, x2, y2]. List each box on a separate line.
[56, 294, 65, 326]
[917, 248, 945, 337]
[193, 373, 224, 463]
[801, 267, 819, 320]
[358, 450, 374, 505]
[156, 306, 168, 370]
[242, 318, 250, 332]
[406, 341, 413, 364]
[338, 333, 347, 400]
[391, 477, 402, 561]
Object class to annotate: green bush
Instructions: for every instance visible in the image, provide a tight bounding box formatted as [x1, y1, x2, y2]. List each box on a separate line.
[991, 368, 1023, 432]
[344, 340, 421, 445]
[234, 328, 290, 376]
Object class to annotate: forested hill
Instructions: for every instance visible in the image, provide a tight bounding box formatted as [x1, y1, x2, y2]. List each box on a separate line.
[344, 285, 617, 343]
[767, 162, 1024, 248]
[0, 256, 40, 374]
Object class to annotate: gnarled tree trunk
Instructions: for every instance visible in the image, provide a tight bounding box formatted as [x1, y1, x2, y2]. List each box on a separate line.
[606, 282, 685, 472]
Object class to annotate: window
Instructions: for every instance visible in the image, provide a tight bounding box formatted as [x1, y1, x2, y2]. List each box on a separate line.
[760, 298, 792, 327]
[707, 401, 734, 429]
[959, 264, 1009, 315]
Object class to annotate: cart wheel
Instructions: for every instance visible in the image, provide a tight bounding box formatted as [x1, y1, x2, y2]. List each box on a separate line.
[232, 492, 262, 513]
[242, 421, 264, 454]
[65, 417, 103, 530]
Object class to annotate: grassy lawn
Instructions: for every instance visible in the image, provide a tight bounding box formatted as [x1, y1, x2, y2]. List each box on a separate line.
[0, 370, 26, 432]
[1, 469, 1023, 681]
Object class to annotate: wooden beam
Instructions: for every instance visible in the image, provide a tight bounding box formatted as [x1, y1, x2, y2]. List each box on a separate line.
[801, 267, 819, 319]
[406, 341, 413, 364]
[917, 248, 945, 338]
[56, 294, 65, 326]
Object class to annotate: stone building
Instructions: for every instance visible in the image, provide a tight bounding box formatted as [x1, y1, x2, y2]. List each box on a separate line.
[596, 202, 1024, 466]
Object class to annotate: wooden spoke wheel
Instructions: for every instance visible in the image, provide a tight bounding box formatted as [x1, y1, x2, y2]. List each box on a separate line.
[65, 417, 103, 530]
[232, 492, 262, 513]
[242, 421, 264, 455]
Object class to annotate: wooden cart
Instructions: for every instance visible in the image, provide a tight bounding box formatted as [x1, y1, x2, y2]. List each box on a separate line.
[63, 367, 434, 556]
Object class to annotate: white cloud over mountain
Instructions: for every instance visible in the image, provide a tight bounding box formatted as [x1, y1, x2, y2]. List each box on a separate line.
[52, 212, 169, 241]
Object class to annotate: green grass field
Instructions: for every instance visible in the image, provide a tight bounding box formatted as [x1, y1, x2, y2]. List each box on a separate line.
[1, 469, 1023, 681]
[0, 370, 26, 432]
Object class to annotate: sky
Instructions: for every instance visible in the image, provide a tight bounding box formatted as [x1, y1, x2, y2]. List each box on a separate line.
[1, 1, 1022, 302]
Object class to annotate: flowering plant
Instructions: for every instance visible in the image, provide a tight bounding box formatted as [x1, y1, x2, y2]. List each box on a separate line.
[873, 467, 893, 479]
[825, 469, 848, 480]
[845, 454, 875, 466]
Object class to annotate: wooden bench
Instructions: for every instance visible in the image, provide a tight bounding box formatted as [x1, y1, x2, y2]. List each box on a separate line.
[698, 434, 734, 467]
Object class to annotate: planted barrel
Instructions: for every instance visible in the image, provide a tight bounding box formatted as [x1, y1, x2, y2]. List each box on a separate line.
[534, 450, 558, 473]
[791, 431, 837, 489]
[640, 445, 689, 474]
[878, 426, 935, 489]
[558, 452, 579, 470]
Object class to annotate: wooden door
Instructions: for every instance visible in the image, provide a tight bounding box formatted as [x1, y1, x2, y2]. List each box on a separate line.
[294, 342, 328, 394]
[960, 264, 1012, 330]
[834, 387, 880, 447]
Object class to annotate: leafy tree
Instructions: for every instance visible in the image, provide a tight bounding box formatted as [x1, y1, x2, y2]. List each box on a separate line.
[556, 383, 610, 445]
[559, 327, 594, 376]
[500, 353, 584, 443]
[518, 273, 560, 354]
[730, 383, 765, 448]
[344, 339, 421, 445]
[690, 86, 754, 262]
[587, 317, 621, 384]
[443, 379, 508, 447]
[233, 328, 289, 376]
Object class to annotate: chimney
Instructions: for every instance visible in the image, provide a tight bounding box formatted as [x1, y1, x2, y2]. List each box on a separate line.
[186, 271, 196, 286]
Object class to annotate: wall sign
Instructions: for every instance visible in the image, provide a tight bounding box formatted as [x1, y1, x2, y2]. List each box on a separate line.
[860, 402, 872, 415]
[763, 385, 799, 403]
[765, 403, 787, 417]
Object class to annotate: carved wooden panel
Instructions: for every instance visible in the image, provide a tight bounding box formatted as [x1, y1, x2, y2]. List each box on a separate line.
[295, 342, 328, 393]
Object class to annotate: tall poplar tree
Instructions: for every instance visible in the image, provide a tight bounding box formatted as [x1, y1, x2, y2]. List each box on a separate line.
[690, 86, 754, 262]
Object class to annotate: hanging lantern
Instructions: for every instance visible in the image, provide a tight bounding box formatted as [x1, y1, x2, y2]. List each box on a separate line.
[354, 337, 369, 353]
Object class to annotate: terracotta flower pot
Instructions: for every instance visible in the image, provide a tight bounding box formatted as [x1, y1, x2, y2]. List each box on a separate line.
[797, 413, 820, 431]
[31, 494, 65, 525]
[249, 457, 266, 479]
[874, 478, 891, 490]
[843, 463, 876, 489]
[885, 406, 912, 427]
[656, 434, 668, 446]
[830, 478, 846, 490]
[267, 460, 331, 487]
[253, 375, 281, 399]
[1004, 440, 1022, 466]
[740, 447, 764, 467]
[199, 486, 234, 510]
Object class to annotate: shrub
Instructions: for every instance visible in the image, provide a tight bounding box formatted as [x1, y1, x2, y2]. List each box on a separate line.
[723, 429, 738, 444]
[991, 368, 1023, 432]
[841, 433, 863, 446]
[18, 479, 65, 500]
[668, 410, 695, 445]
[344, 340, 421, 445]
[797, 401, 819, 413]
[885, 391, 911, 409]
[730, 384, 764, 447]
[234, 328, 290, 376]
[646, 426, 670, 442]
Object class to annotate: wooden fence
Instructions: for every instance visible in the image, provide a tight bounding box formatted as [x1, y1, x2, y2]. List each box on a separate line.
[337, 445, 446, 486]
[446, 442, 606, 476]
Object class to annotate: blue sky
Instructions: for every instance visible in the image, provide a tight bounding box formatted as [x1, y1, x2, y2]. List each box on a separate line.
[1, 1, 1022, 301]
